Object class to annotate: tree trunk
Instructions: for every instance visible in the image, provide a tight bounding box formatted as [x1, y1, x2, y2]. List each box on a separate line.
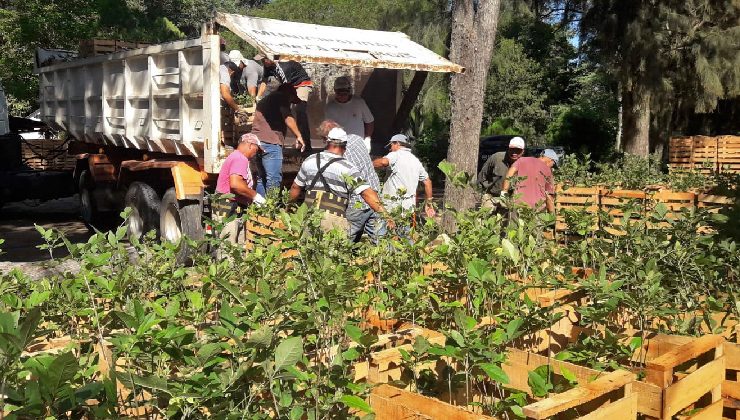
[442, 0, 502, 231]
[621, 83, 651, 156]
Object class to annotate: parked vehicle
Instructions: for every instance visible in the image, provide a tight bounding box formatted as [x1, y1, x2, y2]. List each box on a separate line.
[36, 13, 462, 259]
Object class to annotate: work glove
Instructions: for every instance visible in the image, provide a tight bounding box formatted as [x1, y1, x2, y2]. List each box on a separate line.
[364, 136, 372, 152]
[234, 107, 251, 126]
[252, 193, 266, 206]
[500, 191, 508, 199]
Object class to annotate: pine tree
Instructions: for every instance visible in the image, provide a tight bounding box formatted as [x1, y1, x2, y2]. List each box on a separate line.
[582, 0, 740, 156]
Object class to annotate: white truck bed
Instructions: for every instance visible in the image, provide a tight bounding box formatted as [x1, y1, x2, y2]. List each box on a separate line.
[37, 36, 223, 172]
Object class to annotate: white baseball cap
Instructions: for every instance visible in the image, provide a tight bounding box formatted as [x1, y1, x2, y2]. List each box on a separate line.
[326, 127, 348, 144]
[228, 50, 247, 65]
[509, 137, 525, 149]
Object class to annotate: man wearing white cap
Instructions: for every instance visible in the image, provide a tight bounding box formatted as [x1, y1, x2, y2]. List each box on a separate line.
[373, 134, 435, 221]
[325, 76, 374, 151]
[214, 133, 266, 243]
[478, 136, 526, 211]
[502, 148, 559, 213]
[290, 127, 389, 233]
[228, 50, 265, 99]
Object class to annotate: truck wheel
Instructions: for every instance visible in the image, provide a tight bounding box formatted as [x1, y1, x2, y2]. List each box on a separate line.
[124, 182, 161, 240]
[160, 187, 204, 264]
[79, 170, 101, 231]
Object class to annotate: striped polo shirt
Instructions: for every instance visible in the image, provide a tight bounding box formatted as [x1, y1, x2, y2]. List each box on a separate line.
[294, 151, 370, 199]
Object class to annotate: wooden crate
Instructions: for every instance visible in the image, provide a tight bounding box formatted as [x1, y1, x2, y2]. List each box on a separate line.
[21, 138, 76, 171]
[370, 370, 636, 420]
[79, 39, 151, 57]
[555, 186, 600, 233]
[244, 215, 299, 258]
[698, 194, 735, 213]
[724, 341, 740, 420]
[718, 136, 740, 174]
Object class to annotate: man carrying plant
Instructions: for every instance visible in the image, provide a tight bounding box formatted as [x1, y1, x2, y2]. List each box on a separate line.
[373, 134, 435, 231]
[256, 53, 313, 154]
[289, 127, 391, 233]
[478, 136, 525, 212]
[501, 149, 559, 214]
[228, 50, 266, 99]
[214, 133, 266, 243]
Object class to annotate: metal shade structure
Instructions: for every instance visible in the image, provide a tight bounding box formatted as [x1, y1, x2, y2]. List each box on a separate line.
[215, 13, 464, 73]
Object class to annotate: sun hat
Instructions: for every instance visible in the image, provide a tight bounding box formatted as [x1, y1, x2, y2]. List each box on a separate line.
[509, 136, 525, 149]
[334, 76, 352, 91]
[228, 50, 247, 65]
[253, 53, 266, 61]
[327, 127, 348, 145]
[543, 148, 560, 165]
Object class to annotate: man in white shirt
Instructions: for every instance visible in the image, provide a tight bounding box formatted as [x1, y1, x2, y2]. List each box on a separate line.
[324, 76, 374, 151]
[373, 134, 435, 221]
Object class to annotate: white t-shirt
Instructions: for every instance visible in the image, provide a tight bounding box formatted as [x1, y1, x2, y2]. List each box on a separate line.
[381, 148, 429, 211]
[324, 97, 374, 137]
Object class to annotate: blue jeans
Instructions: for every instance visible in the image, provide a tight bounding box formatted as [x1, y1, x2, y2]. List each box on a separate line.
[346, 207, 386, 244]
[255, 142, 283, 196]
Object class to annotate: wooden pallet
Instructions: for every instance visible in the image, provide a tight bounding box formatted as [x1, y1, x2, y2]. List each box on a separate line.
[669, 135, 740, 174]
[244, 215, 299, 258]
[555, 186, 600, 233]
[724, 341, 740, 420]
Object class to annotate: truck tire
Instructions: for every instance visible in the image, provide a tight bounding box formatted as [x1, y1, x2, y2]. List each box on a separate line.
[124, 182, 160, 240]
[79, 169, 102, 231]
[160, 187, 204, 264]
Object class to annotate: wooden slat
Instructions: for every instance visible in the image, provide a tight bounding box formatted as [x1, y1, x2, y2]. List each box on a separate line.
[369, 384, 495, 420]
[663, 356, 725, 418]
[522, 370, 633, 419]
[685, 398, 723, 420]
[646, 335, 723, 372]
[632, 381, 663, 418]
[724, 380, 740, 400]
[578, 392, 638, 420]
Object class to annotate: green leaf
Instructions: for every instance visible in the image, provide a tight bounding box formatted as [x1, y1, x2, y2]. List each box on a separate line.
[42, 352, 79, 396]
[18, 307, 41, 349]
[339, 395, 374, 414]
[511, 405, 525, 418]
[479, 362, 509, 384]
[290, 406, 305, 420]
[528, 368, 552, 397]
[560, 366, 578, 384]
[274, 337, 303, 372]
[448, 330, 465, 347]
[345, 324, 363, 343]
[246, 326, 274, 348]
[505, 318, 524, 341]
[502, 239, 520, 264]
[117, 372, 170, 394]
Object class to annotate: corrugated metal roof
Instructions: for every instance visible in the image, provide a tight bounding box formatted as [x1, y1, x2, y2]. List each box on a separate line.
[215, 13, 464, 73]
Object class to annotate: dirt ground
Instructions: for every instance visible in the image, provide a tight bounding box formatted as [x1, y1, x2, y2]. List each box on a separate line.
[0, 196, 90, 265]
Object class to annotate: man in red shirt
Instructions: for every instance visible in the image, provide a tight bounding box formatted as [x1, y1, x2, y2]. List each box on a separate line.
[501, 149, 559, 213]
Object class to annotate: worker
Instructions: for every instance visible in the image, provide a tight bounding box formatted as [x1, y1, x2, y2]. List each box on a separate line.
[228, 50, 266, 99]
[501, 148, 559, 214]
[373, 134, 435, 228]
[317, 120, 384, 243]
[214, 133, 266, 243]
[255, 53, 313, 154]
[324, 76, 374, 151]
[478, 136, 526, 211]
[219, 37, 230, 64]
[219, 61, 241, 112]
[289, 127, 390, 233]
[251, 83, 305, 196]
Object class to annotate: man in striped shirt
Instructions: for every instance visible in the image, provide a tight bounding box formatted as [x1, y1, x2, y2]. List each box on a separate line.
[289, 127, 389, 233]
[317, 120, 385, 243]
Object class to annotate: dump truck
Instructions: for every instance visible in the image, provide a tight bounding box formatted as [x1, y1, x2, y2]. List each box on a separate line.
[36, 13, 463, 257]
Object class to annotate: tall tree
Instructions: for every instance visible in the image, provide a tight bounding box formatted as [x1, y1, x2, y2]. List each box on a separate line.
[442, 0, 502, 229]
[583, 0, 740, 156]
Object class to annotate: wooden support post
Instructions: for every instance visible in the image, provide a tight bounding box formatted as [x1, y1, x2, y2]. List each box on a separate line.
[391, 71, 428, 133]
